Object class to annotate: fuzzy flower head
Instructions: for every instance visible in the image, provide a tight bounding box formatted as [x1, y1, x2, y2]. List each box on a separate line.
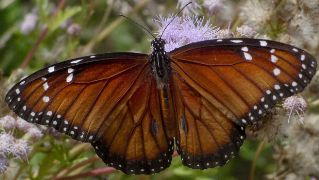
[20, 12, 38, 34]
[16, 117, 33, 132]
[10, 139, 30, 160]
[283, 96, 307, 124]
[0, 158, 9, 174]
[177, 0, 201, 15]
[67, 23, 82, 36]
[155, 15, 218, 52]
[26, 127, 43, 139]
[0, 133, 15, 157]
[236, 25, 257, 38]
[0, 115, 16, 131]
[239, 0, 274, 29]
[203, 0, 224, 14]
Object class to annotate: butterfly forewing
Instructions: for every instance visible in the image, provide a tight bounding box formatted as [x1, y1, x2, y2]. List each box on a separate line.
[170, 39, 317, 125]
[169, 38, 317, 168]
[5, 52, 174, 174]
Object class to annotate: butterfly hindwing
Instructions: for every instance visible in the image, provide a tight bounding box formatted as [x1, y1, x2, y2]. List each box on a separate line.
[92, 72, 174, 174]
[171, 71, 245, 168]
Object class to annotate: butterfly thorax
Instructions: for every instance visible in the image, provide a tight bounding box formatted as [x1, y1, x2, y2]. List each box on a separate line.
[150, 38, 171, 88]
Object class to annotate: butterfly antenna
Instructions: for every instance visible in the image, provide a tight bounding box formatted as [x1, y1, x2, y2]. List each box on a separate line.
[119, 15, 156, 39]
[159, 2, 192, 39]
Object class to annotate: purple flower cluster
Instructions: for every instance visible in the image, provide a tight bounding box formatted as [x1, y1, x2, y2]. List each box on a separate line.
[0, 133, 30, 160]
[20, 12, 38, 34]
[0, 158, 9, 173]
[0, 115, 44, 173]
[0, 132, 30, 173]
[283, 96, 307, 124]
[0, 116, 16, 131]
[17, 117, 44, 138]
[67, 23, 82, 36]
[155, 15, 219, 52]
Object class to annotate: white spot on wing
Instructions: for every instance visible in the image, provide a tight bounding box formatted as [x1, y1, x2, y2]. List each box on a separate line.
[260, 40, 267, 46]
[273, 95, 277, 100]
[66, 73, 73, 83]
[47, 111, 52, 116]
[271, 55, 278, 63]
[48, 66, 55, 73]
[301, 54, 305, 61]
[241, 47, 248, 52]
[299, 74, 303, 78]
[90, 55, 96, 58]
[292, 48, 298, 52]
[273, 68, 281, 76]
[43, 96, 50, 102]
[302, 64, 306, 69]
[43, 82, 49, 91]
[70, 59, 82, 64]
[231, 40, 243, 43]
[68, 68, 74, 73]
[20, 81, 25, 85]
[270, 49, 275, 53]
[243, 52, 252, 61]
[15, 89, 20, 94]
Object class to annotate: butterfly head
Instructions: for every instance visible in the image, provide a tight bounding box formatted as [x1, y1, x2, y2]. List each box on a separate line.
[151, 38, 166, 52]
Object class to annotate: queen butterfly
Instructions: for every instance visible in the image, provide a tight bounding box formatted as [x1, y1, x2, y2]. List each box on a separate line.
[5, 35, 317, 174]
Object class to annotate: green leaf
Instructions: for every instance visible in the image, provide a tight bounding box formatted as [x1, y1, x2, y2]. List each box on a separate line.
[48, 6, 82, 32]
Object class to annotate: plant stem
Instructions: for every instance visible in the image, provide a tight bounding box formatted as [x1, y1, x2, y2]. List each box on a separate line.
[80, 0, 150, 55]
[249, 140, 266, 180]
[52, 156, 100, 179]
[68, 143, 91, 158]
[20, 0, 66, 68]
[54, 167, 116, 180]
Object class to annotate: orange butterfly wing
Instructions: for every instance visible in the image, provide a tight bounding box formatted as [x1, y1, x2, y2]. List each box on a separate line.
[169, 39, 317, 168]
[6, 53, 173, 174]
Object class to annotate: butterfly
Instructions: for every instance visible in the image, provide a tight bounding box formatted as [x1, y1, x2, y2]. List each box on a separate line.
[5, 36, 317, 174]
